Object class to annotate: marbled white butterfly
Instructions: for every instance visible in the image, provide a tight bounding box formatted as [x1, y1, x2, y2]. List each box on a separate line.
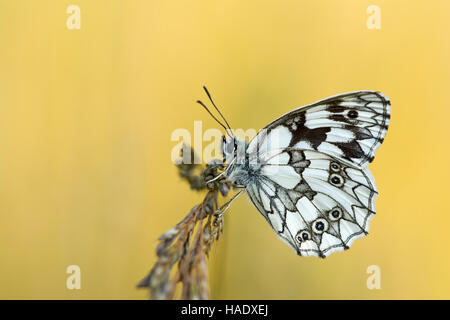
[198, 88, 390, 258]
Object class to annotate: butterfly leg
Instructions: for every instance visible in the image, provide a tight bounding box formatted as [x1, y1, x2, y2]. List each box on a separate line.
[215, 188, 246, 217]
[206, 170, 227, 184]
[206, 157, 237, 184]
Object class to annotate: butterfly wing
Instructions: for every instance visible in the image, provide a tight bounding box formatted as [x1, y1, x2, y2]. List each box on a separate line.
[246, 150, 377, 257]
[247, 91, 390, 167]
[244, 91, 389, 257]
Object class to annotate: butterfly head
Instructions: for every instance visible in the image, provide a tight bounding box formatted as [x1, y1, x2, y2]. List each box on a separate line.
[221, 135, 253, 186]
[221, 135, 237, 163]
[221, 135, 248, 164]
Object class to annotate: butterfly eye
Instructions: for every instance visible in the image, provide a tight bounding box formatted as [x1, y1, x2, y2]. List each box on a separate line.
[225, 141, 234, 154]
[221, 136, 227, 156]
[329, 173, 344, 187]
[296, 230, 311, 243]
[328, 207, 343, 221]
[330, 162, 341, 172]
[312, 218, 329, 234]
[347, 110, 358, 119]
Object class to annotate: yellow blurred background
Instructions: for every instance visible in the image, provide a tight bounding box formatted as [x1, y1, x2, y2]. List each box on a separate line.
[0, 0, 449, 299]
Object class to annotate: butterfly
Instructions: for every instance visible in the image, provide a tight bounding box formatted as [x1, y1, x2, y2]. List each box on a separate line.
[197, 87, 390, 258]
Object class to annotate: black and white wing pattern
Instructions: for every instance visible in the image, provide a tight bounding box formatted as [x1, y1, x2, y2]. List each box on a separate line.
[245, 91, 390, 257]
[248, 91, 390, 167]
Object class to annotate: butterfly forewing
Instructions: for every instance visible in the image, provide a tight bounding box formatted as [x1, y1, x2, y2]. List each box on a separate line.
[248, 91, 390, 168]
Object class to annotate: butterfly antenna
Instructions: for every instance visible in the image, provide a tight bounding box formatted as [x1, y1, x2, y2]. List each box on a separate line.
[196, 100, 232, 137]
[202, 86, 234, 137]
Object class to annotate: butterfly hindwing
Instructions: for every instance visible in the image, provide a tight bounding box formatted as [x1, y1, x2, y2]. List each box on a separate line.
[245, 149, 377, 257]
